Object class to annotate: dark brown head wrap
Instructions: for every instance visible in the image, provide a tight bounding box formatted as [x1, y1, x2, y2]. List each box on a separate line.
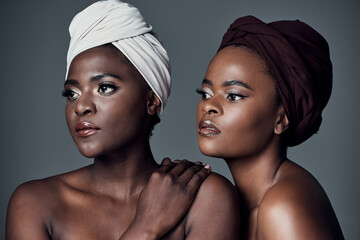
[219, 15, 332, 146]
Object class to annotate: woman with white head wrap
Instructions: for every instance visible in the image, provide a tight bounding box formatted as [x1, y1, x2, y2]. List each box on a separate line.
[6, 1, 240, 239]
[66, 0, 171, 115]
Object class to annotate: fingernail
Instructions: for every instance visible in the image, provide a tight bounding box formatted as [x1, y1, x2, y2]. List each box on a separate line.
[204, 164, 211, 170]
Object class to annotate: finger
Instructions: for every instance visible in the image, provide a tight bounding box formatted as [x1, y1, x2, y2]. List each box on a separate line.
[167, 160, 197, 177]
[187, 165, 212, 193]
[157, 162, 177, 173]
[180, 159, 191, 164]
[161, 157, 171, 166]
[177, 164, 205, 183]
[181, 159, 203, 165]
[171, 159, 189, 164]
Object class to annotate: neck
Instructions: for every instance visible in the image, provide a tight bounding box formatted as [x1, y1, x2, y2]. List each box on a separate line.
[88, 139, 158, 199]
[225, 140, 286, 212]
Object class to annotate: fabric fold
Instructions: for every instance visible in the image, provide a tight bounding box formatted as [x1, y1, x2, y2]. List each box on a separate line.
[219, 15, 332, 146]
[66, 0, 171, 115]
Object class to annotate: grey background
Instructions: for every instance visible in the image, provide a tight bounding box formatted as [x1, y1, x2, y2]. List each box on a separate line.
[1, 0, 359, 239]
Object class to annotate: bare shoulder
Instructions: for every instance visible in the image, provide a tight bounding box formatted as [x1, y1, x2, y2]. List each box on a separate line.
[9, 166, 88, 209]
[9, 175, 65, 215]
[6, 167, 89, 239]
[191, 172, 239, 211]
[185, 172, 240, 239]
[198, 172, 237, 196]
[257, 160, 344, 240]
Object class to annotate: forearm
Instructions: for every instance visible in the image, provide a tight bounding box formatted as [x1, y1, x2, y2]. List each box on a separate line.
[118, 220, 160, 240]
[119, 160, 211, 240]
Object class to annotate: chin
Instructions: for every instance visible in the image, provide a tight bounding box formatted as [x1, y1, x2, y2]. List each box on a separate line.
[75, 143, 105, 159]
[198, 142, 223, 159]
[199, 139, 241, 160]
[201, 150, 224, 159]
[78, 149, 101, 158]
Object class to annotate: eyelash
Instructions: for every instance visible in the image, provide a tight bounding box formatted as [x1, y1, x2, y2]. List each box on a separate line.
[196, 89, 212, 100]
[97, 82, 119, 95]
[196, 88, 246, 102]
[62, 89, 79, 102]
[226, 93, 246, 102]
[61, 82, 119, 101]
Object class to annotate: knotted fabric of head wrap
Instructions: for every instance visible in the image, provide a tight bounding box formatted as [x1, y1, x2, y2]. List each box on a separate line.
[65, 0, 171, 115]
[218, 15, 332, 146]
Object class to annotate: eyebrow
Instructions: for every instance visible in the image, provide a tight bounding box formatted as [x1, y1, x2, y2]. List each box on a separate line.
[90, 73, 122, 82]
[223, 80, 253, 90]
[202, 79, 253, 90]
[64, 73, 122, 86]
[64, 79, 79, 86]
[202, 79, 213, 86]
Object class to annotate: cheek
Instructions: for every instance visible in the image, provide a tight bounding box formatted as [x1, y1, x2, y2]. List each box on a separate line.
[223, 105, 277, 156]
[65, 103, 75, 133]
[196, 102, 202, 124]
[98, 97, 148, 138]
[198, 104, 277, 158]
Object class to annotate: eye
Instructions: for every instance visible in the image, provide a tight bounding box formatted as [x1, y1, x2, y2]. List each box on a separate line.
[196, 88, 212, 100]
[226, 93, 245, 102]
[97, 82, 119, 95]
[62, 89, 80, 101]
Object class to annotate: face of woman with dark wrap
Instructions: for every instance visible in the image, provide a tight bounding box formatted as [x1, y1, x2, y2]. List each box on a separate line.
[197, 46, 288, 160]
[63, 45, 155, 158]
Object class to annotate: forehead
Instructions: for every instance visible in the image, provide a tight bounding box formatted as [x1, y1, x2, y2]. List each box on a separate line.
[205, 46, 273, 87]
[68, 45, 133, 74]
[67, 45, 149, 89]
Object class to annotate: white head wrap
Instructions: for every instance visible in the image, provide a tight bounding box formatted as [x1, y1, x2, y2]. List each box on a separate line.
[66, 0, 171, 115]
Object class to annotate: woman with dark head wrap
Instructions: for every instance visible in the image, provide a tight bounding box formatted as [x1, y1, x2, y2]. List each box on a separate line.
[196, 15, 344, 239]
[6, 1, 240, 239]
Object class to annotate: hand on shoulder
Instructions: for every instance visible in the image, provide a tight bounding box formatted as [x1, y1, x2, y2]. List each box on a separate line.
[124, 158, 213, 239]
[127, 158, 240, 240]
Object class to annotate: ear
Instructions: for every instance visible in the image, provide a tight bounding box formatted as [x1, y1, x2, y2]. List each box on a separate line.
[274, 106, 289, 135]
[147, 91, 161, 116]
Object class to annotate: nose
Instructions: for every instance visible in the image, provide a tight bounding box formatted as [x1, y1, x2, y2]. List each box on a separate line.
[201, 97, 222, 115]
[75, 91, 97, 116]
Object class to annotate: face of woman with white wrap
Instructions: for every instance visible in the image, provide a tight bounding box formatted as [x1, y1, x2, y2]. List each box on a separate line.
[62, 0, 171, 158]
[63, 44, 160, 158]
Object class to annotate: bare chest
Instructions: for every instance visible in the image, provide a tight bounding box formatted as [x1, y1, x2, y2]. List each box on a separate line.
[49, 196, 185, 240]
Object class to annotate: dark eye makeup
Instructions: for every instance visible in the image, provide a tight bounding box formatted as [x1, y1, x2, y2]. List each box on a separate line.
[226, 93, 247, 101]
[196, 88, 211, 100]
[62, 88, 79, 101]
[97, 82, 119, 95]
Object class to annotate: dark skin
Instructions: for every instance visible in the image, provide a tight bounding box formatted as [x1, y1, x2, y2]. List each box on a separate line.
[6, 45, 240, 240]
[196, 46, 344, 239]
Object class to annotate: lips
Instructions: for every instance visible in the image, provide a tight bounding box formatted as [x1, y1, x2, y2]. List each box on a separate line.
[198, 120, 221, 136]
[75, 121, 100, 137]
